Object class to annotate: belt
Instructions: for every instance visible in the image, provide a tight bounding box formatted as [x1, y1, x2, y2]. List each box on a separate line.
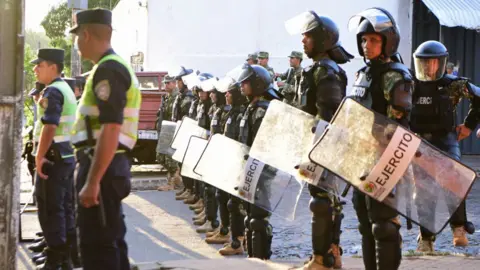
[74, 146, 127, 160]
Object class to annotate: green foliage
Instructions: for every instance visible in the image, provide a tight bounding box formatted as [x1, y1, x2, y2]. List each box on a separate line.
[23, 43, 37, 128]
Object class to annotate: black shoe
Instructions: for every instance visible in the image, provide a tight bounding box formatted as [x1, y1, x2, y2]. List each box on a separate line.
[35, 256, 46, 266]
[36, 248, 64, 270]
[36, 232, 44, 237]
[28, 240, 47, 253]
[33, 237, 45, 243]
[32, 251, 46, 263]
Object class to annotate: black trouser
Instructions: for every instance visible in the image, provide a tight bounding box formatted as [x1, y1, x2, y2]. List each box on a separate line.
[204, 184, 218, 226]
[228, 196, 245, 247]
[308, 184, 337, 265]
[216, 189, 229, 231]
[416, 132, 467, 239]
[352, 189, 402, 270]
[244, 203, 271, 259]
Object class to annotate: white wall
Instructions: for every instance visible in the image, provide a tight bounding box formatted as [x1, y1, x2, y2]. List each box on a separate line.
[140, 0, 412, 87]
[111, 0, 148, 65]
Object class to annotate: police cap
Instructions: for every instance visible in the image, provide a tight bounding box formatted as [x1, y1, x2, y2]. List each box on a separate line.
[69, 8, 112, 34]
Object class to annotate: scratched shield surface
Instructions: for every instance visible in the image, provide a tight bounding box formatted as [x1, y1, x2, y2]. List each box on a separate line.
[194, 134, 302, 220]
[309, 98, 477, 234]
[171, 117, 208, 162]
[249, 100, 347, 196]
[156, 120, 177, 156]
[180, 136, 208, 181]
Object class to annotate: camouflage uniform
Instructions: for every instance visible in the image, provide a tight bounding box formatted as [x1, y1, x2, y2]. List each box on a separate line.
[156, 88, 179, 174]
[257, 51, 275, 81]
[278, 51, 303, 105]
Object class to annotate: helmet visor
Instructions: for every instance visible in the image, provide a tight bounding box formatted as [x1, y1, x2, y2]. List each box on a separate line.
[182, 73, 202, 89]
[348, 8, 395, 32]
[214, 77, 236, 93]
[414, 57, 447, 81]
[200, 78, 218, 92]
[285, 11, 319, 35]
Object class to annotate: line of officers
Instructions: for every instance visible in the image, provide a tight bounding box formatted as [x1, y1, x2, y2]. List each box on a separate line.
[23, 8, 139, 270]
[155, 7, 480, 270]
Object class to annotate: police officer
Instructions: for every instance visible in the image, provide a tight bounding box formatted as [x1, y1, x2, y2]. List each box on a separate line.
[216, 80, 249, 255]
[156, 75, 181, 191]
[31, 48, 77, 269]
[69, 8, 139, 270]
[276, 51, 303, 105]
[257, 51, 276, 80]
[236, 64, 283, 260]
[411, 40, 480, 252]
[286, 10, 352, 270]
[173, 67, 197, 201]
[348, 8, 413, 270]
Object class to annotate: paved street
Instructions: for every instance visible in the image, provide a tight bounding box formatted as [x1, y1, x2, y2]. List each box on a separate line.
[16, 157, 480, 269]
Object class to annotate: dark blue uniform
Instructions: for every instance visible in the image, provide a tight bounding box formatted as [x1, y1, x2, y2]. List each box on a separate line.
[35, 78, 76, 251]
[75, 49, 132, 270]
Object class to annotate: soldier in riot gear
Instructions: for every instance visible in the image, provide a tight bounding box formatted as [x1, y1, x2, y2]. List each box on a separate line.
[189, 75, 215, 231]
[202, 78, 233, 244]
[216, 80, 249, 255]
[157, 75, 181, 191]
[170, 67, 197, 201]
[236, 64, 282, 260]
[347, 8, 413, 270]
[285, 10, 353, 270]
[411, 40, 480, 252]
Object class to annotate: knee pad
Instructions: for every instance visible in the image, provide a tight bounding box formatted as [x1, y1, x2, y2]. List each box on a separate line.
[227, 199, 235, 212]
[309, 196, 331, 215]
[250, 218, 268, 231]
[358, 223, 372, 237]
[204, 186, 215, 196]
[372, 221, 400, 242]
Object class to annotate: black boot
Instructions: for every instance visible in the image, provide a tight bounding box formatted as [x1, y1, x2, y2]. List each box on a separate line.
[28, 239, 47, 253]
[36, 247, 64, 270]
[33, 236, 45, 243]
[35, 256, 46, 266]
[36, 232, 44, 237]
[67, 233, 81, 268]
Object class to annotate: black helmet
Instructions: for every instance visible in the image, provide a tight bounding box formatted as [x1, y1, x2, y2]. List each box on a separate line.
[413, 40, 449, 81]
[350, 7, 400, 58]
[237, 64, 273, 96]
[285, 11, 353, 62]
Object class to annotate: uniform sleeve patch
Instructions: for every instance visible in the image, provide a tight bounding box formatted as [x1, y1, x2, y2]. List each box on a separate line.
[94, 79, 111, 101]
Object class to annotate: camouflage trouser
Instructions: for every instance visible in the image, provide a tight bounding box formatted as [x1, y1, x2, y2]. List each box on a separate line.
[156, 153, 178, 174]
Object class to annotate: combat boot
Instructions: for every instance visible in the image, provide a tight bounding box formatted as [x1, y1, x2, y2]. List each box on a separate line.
[297, 255, 333, 270]
[157, 173, 174, 191]
[189, 199, 204, 210]
[194, 206, 205, 215]
[206, 227, 220, 238]
[176, 188, 186, 196]
[193, 208, 206, 221]
[205, 228, 230, 244]
[219, 237, 244, 256]
[196, 220, 216, 233]
[173, 171, 184, 191]
[452, 226, 468, 247]
[183, 193, 198, 204]
[32, 250, 46, 263]
[416, 234, 434, 252]
[193, 216, 206, 226]
[331, 244, 342, 269]
[176, 190, 190, 201]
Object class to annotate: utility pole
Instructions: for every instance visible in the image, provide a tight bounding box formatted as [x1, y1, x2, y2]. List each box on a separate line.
[68, 0, 88, 77]
[0, 0, 25, 268]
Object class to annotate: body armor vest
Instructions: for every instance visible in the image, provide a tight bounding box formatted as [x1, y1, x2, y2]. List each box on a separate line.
[224, 105, 245, 140]
[410, 76, 456, 133]
[211, 104, 230, 135]
[196, 100, 211, 130]
[238, 100, 269, 146]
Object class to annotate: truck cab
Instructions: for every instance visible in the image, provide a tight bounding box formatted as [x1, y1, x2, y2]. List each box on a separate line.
[133, 71, 167, 164]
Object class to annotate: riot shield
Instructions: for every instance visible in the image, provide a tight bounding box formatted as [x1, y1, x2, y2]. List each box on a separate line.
[194, 134, 303, 220]
[156, 120, 177, 156]
[180, 136, 208, 181]
[249, 100, 347, 194]
[309, 98, 477, 234]
[171, 117, 208, 162]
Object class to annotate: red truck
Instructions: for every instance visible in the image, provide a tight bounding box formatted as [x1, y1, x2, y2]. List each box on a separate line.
[134, 71, 168, 164]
